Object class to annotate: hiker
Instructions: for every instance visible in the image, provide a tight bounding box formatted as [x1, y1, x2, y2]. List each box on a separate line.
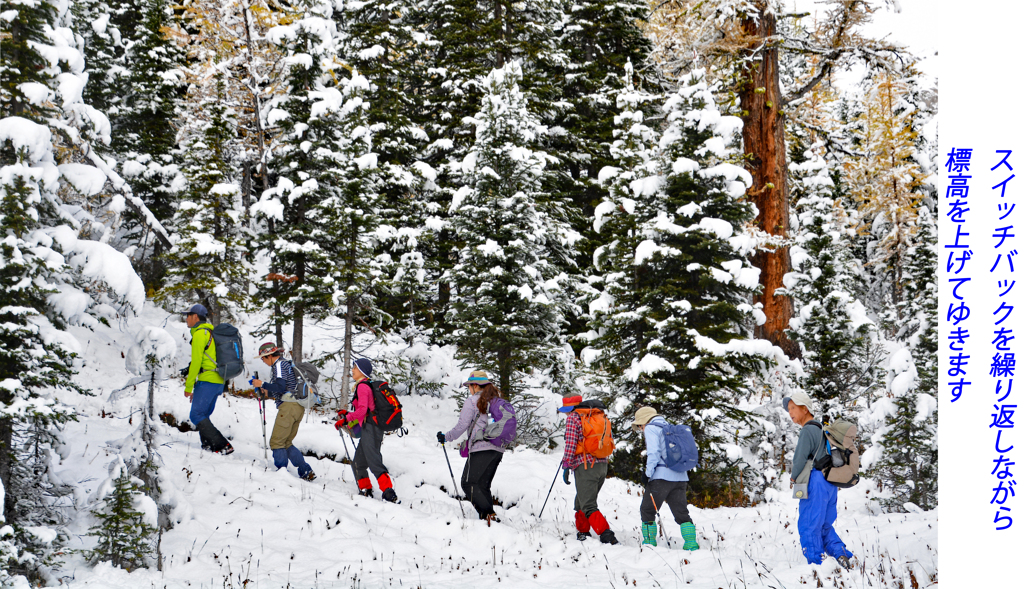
[436, 370, 504, 524]
[339, 358, 398, 502]
[251, 343, 316, 481]
[784, 392, 854, 569]
[631, 407, 698, 549]
[559, 395, 618, 544]
[181, 304, 233, 455]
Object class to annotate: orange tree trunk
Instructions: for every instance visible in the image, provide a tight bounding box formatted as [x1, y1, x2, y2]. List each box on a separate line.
[740, 8, 800, 359]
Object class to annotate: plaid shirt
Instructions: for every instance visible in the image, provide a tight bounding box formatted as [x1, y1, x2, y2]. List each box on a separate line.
[561, 411, 608, 470]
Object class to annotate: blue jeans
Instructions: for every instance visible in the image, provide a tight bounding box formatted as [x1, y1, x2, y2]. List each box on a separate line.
[190, 380, 224, 425]
[273, 447, 312, 478]
[798, 470, 853, 564]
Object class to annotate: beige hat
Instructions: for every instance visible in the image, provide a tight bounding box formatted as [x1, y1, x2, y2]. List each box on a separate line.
[631, 406, 659, 433]
[783, 391, 815, 415]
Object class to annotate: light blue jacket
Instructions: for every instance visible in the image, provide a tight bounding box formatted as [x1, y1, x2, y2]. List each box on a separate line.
[644, 416, 689, 482]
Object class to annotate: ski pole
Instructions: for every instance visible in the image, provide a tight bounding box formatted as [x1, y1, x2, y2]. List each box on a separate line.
[650, 493, 671, 548]
[441, 442, 466, 518]
[538, 462, 562, 519]
[339, 431, 352, 462]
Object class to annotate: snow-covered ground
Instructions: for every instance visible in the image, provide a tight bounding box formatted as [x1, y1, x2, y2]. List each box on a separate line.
[51, 305, 937, 588]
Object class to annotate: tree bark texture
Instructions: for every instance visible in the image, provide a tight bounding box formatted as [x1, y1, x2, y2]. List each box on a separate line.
[740, 9, 800, 359]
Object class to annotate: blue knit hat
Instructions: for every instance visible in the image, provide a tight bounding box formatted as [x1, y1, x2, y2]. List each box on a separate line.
[353, 358, 373, 378]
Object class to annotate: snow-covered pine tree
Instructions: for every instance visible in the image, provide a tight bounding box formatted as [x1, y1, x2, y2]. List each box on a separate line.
[868, 203, 938, 512]
[157, 75, 248, 325]
[589, 69, 780, 500]
[336, 0, 438, 336]
[87, 459, 157, 571]
[254, 4, 382, 366]
[447, 61, 579, 402]
[782, 140, 880, 421]
[74, 0, 186, 284]
[2, 0, 147, 579]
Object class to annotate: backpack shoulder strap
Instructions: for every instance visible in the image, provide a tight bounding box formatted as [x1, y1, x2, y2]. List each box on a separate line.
[199, 327, 216, 374]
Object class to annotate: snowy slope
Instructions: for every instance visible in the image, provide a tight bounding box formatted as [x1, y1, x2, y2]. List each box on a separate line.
[51, 305, 937, 588]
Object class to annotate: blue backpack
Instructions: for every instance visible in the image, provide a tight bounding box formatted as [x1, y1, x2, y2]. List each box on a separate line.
[652, 421, 699, 472]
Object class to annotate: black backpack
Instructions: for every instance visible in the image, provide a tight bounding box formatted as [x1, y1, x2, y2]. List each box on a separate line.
[353, 380, 403, 431]
[200, 324, 244, 380]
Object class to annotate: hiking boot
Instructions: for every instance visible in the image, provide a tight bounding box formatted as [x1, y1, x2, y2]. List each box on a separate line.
[213, 442, 234, 456]
[837, 555, 854, 571]
[301, 471, 317, 482]
[359, 488, 374, 498]
[599, 530, 619, 545]
[576, 532, 590, 541]
[382, 488, 398, 503]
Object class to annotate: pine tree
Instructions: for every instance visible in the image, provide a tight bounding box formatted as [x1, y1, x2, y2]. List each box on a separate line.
[868, 203, 937, 511]
[253, 4, 382, 365]
[447, 61, 579, 399]
[87, 460, 156, 571]
[782, 140, 880, 420]
[157, 75, 248, 325]
[589, 69, 774, 499]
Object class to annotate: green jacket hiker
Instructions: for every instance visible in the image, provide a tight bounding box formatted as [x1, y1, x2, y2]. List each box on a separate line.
[185, 321, 225, 394]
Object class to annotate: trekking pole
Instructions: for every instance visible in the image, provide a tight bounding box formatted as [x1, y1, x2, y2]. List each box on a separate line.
[650, 493, 671, 548]
[255, 371, 268, 460]
[538, 462, 563, 519]
[440, 442, 466, 518]
[339, 432, 352, 462]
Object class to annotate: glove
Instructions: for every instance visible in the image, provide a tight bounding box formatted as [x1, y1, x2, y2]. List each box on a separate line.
[563, 468, 571, 485]
[248, 376, 254, 387]
[437, 431, 446, 444]
[179, 367, 189, 378]
[334, 419, 346, 431]
[640, 472, 649, 486]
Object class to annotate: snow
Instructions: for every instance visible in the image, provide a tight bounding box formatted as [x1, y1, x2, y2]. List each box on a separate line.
[0, 116, 53, 163]
[18, 82, 52, 106]
[699, 217, 733, 239]
[623, 353, 675, 381]
[47, 226, 146, 311]
[593, 200, 617, 232]
[58, 163, 107, 195]
[633, 239, 662, 264]
[353, 153, 378, 170]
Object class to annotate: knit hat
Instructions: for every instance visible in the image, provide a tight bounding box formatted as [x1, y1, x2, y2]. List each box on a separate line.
[630, 406, 658, 433]
[782, 391, 815, 414]
[257, 342, 281, 358]
[462, 370, 490, 387]
[558, 395, 583, 413]
[353, 358, 373, 378]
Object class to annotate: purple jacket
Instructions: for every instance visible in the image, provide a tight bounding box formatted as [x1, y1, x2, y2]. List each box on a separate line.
[444, 394, 504, 454]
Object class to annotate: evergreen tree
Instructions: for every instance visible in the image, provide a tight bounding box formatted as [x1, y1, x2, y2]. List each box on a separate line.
[157, 76, 248, 325]
[87, 459, 156, 571]
[253, 4, 382, 365]
[868, 203, 938, 511]
[447, 61, 579, 398]
[782, 141, 880, 420]
[589, 69, 773, 499]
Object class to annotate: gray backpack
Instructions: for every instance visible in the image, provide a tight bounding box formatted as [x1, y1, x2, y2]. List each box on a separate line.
[290, 361, 321, 409]
[813, 420, 861, 488]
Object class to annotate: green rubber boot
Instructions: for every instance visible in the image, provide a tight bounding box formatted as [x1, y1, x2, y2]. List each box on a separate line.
[641, 521, 658, 546]
[680, 522, 699, 550]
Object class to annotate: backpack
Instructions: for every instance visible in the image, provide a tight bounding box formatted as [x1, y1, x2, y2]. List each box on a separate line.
[480, 397, 518, 449]
[650, 420, 699, 473]
[200, 324, 244, 381]
[290, 361, 321, 409]
[367, 380, 403, 431]
[572, 400, 615, 459]
[811, 419, 861, 488]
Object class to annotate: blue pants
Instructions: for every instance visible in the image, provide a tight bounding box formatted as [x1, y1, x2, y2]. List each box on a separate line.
[798, 470, 853, 564]
[190, 381, 224, 425]
[273, 447, 312, 478]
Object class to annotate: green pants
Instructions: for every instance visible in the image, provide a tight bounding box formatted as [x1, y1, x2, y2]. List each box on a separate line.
[270, 402, 305, 450]
[573, 461, 608, 516]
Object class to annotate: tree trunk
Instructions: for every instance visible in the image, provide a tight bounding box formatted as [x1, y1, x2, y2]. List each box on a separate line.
[740, 8, 800, 359]
[0, 417, 12, 525]
[340, 294, 355, 410]
[292, 304, 304, 363]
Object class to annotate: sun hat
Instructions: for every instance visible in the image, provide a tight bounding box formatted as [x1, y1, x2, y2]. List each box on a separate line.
[257, 342, 281, 358]
[462, 370, 490, 387]
[630, 406, 659, 433]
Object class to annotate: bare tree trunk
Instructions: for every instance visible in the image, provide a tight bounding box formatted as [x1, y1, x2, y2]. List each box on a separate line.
[292, 303, 304, 363]
[740, 8, 800, 360]
[340, 294, 355, 410]
[0, 417, 12, 525]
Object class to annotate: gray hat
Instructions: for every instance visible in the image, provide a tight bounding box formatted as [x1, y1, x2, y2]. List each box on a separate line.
[782, 391, 815, 414]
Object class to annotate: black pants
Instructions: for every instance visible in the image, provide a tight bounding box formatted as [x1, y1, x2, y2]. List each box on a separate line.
[352, 422, 388, 481]
[640, 479, 692, 524]
[461, 450, 503, 518]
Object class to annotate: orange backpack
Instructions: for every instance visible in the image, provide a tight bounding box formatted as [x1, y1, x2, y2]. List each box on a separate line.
[573, 401, 615, 459]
